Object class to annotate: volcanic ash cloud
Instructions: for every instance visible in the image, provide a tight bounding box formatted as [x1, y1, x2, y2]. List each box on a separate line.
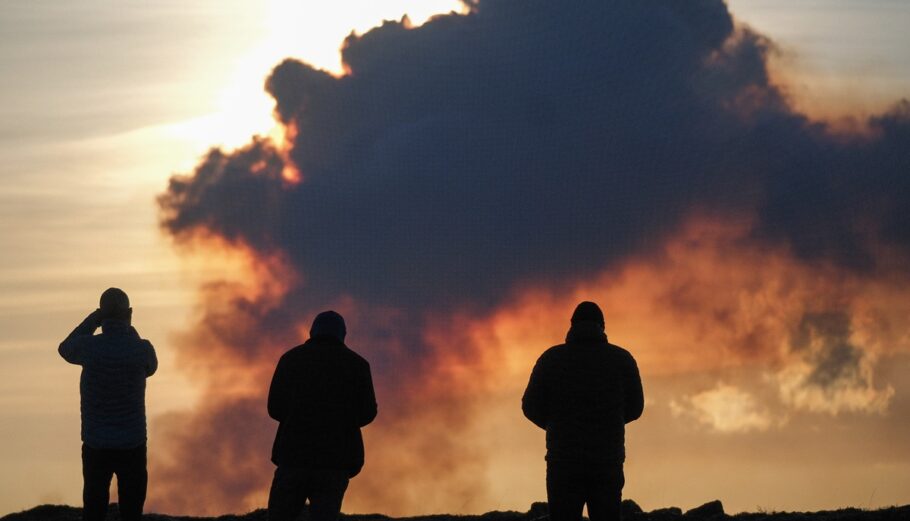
[153, 0, 910, 515]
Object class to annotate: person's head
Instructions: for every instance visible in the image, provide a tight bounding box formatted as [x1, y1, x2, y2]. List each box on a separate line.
[99, 287, 132, 322]
[310, 310, 346, 342]
[570, 301, 604, 329]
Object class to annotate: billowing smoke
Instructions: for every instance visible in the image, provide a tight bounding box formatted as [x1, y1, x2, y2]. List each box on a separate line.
[776, 311, 895, 415]
[152, 0, 910, 515]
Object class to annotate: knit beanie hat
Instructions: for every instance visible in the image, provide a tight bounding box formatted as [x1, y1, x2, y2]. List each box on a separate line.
[310, 310, 347, 342]
[99, 288, 131, 320]
[571, 301, 604, 326]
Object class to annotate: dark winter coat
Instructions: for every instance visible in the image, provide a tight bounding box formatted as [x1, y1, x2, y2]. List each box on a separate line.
[268, 336, 378, 477]
[522, 324, 644, 465]
[59, 316, 158, 449]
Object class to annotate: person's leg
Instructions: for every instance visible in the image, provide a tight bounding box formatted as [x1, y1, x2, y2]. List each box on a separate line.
[268, 467, 309, 521]
[546, 462, 586, 521]
[114, 445, 148, 521]
[584, 465, 624, 521]
[307, 470, 350, 521]
[82, 445, 114, 521]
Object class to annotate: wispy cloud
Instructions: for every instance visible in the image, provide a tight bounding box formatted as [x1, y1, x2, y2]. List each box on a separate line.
[671, 383, 775, 433]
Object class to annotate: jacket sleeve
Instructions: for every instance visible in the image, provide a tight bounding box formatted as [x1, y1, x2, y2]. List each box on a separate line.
[522, 355, 549, 429]
[356, 361, 378, 427]
[267, 355, 291, 422]
[145, 340, 159, 377]
[623, 352, 644, 423]
[58, 311, 100, 365]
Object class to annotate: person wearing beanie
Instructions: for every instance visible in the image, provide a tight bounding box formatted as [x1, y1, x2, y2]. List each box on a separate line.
[58, 288, 158, 521]
[267, 311, 377, 521]
[522, 301, 644, 521]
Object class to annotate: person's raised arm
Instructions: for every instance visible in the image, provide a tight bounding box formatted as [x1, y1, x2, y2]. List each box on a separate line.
[58, 309, 102, 365]
[623, 352, 644, 423]
[522, 355, 549, 429]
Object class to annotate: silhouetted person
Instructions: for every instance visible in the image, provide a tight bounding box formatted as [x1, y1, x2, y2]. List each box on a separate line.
[267, 311, 378, 521]
[59, 288, 158, 521]
[522, 301, 644, 521]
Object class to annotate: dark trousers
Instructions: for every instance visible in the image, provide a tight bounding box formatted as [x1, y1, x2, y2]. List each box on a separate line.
[547, 462, 624, 521]
[268, 466, 350, 521]
[81, 444, 147, 521]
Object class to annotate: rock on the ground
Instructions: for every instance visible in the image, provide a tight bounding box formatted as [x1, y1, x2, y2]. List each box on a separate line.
[684, 500, 724, 519]
[647, 506, 683, 519]
[622, 499, 644, 518]
[526, 502, 548, 520]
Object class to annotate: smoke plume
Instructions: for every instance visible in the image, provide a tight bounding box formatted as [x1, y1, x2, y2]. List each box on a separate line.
[152, 0, 910, 515]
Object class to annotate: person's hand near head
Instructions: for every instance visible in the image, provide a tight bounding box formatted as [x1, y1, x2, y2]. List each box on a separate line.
[87, 308, 104, 328]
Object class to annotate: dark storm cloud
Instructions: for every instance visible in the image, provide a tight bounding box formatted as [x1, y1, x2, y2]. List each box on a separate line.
[159, 137, 287, 251]
[150, 1, 910, 512]
[155, 0, 910, 407]
[161, 0, 910, 312]
[160, 0, 910, 314]
[754, 102, 910, 270]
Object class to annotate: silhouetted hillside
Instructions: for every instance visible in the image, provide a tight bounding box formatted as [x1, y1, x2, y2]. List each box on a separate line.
[4, 501, 910, 521]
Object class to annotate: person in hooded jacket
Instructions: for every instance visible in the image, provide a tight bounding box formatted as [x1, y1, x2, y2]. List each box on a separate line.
[59, 288, 158, 521]
[522, 301, 644, 521]
[267, 310, 378, 521]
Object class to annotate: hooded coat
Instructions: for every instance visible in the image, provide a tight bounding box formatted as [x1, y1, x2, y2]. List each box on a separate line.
[268, 336, 378, 477]
[522, 323, 644, 464]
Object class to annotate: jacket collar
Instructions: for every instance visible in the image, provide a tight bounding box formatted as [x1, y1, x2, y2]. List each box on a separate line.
[305, 335, 346, 347]
[101, 319, 136, 336]
[565, 321, 608, 344]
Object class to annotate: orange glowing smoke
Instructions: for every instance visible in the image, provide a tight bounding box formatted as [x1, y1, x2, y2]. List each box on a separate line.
[277, 120, 303, 185]
[147, 214, 910, 516]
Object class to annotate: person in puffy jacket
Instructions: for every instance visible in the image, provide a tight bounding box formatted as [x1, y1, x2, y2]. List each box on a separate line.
[522, 301, 643, 521]
[267, 310, 377, 521]
[59, 288, 158, 521]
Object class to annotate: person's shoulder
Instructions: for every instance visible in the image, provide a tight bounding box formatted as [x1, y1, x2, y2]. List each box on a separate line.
[608, 342, 638, 363]
[281, 343, 308, 357]
[341, 345, 371, 368]
[538, 343, 569, 361]
[608, 342, 630, 354]
[544, 342, 568, 353]
[131, 329, 153, 347]
[125, 336, 155, 358]
[276, 343, 307, 364]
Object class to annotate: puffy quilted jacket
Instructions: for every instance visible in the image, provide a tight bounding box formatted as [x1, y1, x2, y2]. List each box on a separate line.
[59, 315, 157, 449]
[522, 324, 643, 464]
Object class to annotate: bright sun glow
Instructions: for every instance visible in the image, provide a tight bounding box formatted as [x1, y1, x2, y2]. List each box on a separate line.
[165, 0, 465, 151]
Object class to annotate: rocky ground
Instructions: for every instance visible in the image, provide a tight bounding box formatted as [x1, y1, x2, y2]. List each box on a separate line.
[4, 501, 910, 521]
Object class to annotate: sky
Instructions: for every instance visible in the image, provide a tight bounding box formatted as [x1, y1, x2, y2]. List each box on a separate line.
[1, 0, 909, 516]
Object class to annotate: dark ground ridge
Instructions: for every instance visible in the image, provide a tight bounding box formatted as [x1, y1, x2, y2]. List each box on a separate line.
[4, 501, 910, 521]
